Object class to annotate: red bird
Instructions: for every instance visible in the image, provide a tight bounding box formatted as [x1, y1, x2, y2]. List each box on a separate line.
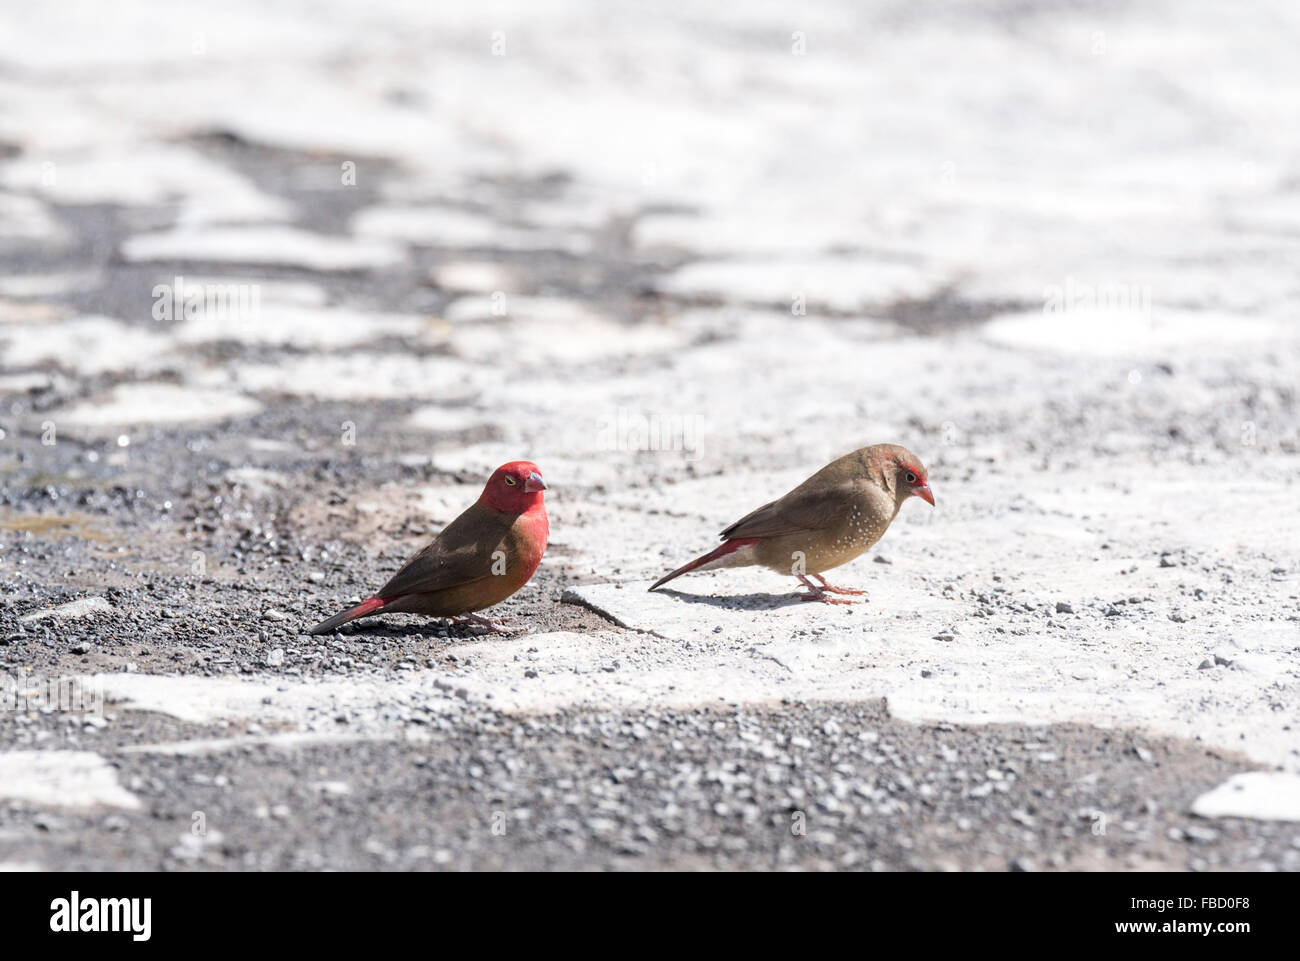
[309, 461, 548, 634]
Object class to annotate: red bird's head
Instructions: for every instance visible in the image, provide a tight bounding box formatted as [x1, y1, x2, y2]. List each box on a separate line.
[480, 461, 547, 514]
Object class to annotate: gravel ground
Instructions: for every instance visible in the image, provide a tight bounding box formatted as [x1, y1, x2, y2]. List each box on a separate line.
[2, 0, 1299, 871]
[1, 701, 1290, 872]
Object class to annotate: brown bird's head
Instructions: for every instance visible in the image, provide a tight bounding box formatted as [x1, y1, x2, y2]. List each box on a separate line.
[869, 444, 935, 507]
[481, 460, 547, 514]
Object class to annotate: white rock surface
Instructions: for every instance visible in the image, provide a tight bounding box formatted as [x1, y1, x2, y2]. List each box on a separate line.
[430, 261, 515, 294]
[174, 305, 432, 350]
[122, 227, 404, 271]
[0, 752, 140, 810]
[0, 193, 66, 245]
[0, 316, 174, 376]
[1192, 773, 1300, 822]
[982, 309, 1290, 357]
[20, 596, 114, 623]
[406, 406, 492, 433]
[353, 205, 588, 254]
[225, 354, 487, 401]
[51, 384, 261, 428]
[1, 145, 288, 223]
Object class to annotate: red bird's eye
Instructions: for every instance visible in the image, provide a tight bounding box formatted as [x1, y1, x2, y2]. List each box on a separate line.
[905, 471, 917, 484]
[504, 476, 517, 486]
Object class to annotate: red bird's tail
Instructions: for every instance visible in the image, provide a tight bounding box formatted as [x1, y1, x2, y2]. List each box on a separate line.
[308, 596, 385, 635]
[648, 538, 758, 592]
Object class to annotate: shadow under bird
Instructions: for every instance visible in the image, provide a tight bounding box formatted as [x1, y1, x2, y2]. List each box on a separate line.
[649, 444, 934, 603]
[309, 461, 549, 634]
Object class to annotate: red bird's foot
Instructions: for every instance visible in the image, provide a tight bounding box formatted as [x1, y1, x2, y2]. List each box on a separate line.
[453, 613, 508, 633]
[812, 574, 867, 597]
[795, 575, 858, 605]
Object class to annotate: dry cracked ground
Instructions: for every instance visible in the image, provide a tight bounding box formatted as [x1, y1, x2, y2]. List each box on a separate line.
[1, 0, 1299, 871]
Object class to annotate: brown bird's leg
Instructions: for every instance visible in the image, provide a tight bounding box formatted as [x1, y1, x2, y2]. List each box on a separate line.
[795, 574, 855, 605]
[812, 574, 867, 597]
[452, 613, 508, 633]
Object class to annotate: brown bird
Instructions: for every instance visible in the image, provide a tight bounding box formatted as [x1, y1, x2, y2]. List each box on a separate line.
[649, 444, 933, 603]
[309, 461, 549, 634]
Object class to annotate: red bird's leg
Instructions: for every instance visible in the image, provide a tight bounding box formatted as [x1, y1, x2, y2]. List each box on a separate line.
[795, 574, 855, 605]
[453, 613, 508, 633]
[812, 574, 867, 597]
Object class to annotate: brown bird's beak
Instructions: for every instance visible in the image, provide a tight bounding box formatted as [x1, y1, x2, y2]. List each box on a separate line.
[914, 484, 935, 506]
[524, 472, 547, 493]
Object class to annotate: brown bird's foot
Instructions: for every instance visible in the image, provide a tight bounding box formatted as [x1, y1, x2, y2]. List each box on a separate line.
[796, 590, 855, 605]
[795, 575, 857, 605]
[812, 574, 868, 597]
[452, 613, 508, 634]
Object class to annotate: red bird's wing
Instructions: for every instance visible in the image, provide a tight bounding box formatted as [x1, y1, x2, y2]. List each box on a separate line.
[719, 480, 855, 541]
[376, 504, 511, 600]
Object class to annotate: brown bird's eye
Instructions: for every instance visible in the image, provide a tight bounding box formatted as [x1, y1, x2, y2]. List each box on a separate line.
[504, 476, 517, 486]
[905, 471, 917, 484]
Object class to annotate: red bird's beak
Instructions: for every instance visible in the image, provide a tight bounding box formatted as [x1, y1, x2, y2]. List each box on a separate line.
[524, 472, 547, 493]
[914, 484, 935, 506]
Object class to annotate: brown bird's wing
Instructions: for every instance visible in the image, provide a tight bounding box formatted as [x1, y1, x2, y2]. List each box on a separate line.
[719, 480, 858, 540]
[376, 503, 511, 599]
[719, 448, 879, 540]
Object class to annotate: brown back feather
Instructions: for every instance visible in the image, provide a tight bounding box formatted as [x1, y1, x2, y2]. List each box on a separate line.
[719, 447, 880, 540]
[377, 502, 513, 599]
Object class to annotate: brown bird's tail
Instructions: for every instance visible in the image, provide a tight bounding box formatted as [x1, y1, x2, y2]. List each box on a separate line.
[308, 596, 386, 635]
[648, 538, 757, 592]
